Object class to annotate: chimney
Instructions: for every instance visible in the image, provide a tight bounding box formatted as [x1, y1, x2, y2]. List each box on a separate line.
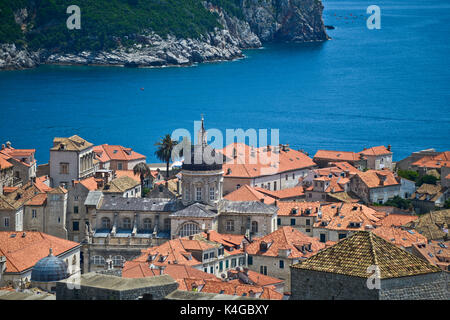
[159, 266, 165, 275]
[6, 141, 11, 148]
[387, 145, 391, 151]
[1, 144, 4, 150]
[72, 179, 76, 187]
[206, 230, 210, 241]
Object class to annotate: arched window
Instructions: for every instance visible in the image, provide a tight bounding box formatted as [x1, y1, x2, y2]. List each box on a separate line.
[112, 255, 125, 267]
[251, 221, 258, 234]
[179, 223, 200, 238]
[101, 217, 111, 229]
[143, 218, 152, 230]
[92, 256, 105, 265]
[122, 218, 131, 229]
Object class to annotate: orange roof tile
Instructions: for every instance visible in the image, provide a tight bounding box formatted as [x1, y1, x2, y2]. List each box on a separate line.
[354, 170, 399, 188]
[74, 176, 101, 191]
[375, 214, 418, 227]
[25, 193, 47, 206]
[221, 143, 315, 178]
[0, 153, 13, 170]
[359, 146, 392, 156]
[411, 151, 450, 169]
[34, 176, 52, 193]
[314, 150, 360, 162]
[372, 226, 428, 249]
[314, 203, 382, 231]
[276, 201, 321, 217]
[122, 261, 218, 281]
[225, 185, 275, 204]
[114, 170, 141, 184]
[94, 144, 146, 163]
[246, 226, 325, 258]
[255, 186, 305, 200]
[0, 231, 80, 273]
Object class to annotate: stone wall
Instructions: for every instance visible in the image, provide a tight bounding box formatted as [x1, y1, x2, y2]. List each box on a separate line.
[379, 272, 449, 300]
[291, 268, 449, 300]
[290, 269, 380, 300]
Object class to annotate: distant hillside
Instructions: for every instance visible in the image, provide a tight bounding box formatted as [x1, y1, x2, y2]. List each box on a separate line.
[0, 0, 328, 70]
[0, 0, 244, 52]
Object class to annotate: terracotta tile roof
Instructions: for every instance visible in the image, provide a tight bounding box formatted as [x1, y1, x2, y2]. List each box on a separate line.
[0, 147, 35, 158]
[276, 201, 321, 217]
[412, 151, 450, 169]
[372, 226, 428, 248]
[34, 176, 52, 192]
[227, 269, 284, 287]
[25, 193, 47, 206]
[185, 279, 283, 300]
[122, 261, 218, 281]
[103, 176, 139, 193]
[412, 241, 450, 271]
[291, 231, 442, 278]
[2, 187, 18, 195]
[358, 146, 392, 156]
[403, 209, 450, 240]
[314, 150, 360, 162]
[0, 182, 44, 209]
[74, 176, 102, 191]
[48, 186, 67, 194]
[115, 170, 141, 184]
[0, 231, 80, 273]
[0, 153, 13, 170]
[197, 230, 244, 247]
[225, 185, 275, 204]
[326, 191, 361, 203]
[255, 186, 305, 200]
[246, 226, 325, 258]
[314, 203, 382, 231]
[221, 143, 316, 178]
[375, 214, 418, 227]
[93, 144, 146, 163]
[411, 183, 444, 202]
[354, 169, 399, 189]
[134, 238, 216, 267]
[51, 135, 93, 151]
[329, 161, 360, 174]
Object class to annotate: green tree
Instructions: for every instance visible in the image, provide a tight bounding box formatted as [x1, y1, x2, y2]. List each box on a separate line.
[397, 170, 418, 182]
[384, 196, 412, 210]
[155, 134, 178, 182]
[133, 162, 151, 197]
[416, 175, 438, 186]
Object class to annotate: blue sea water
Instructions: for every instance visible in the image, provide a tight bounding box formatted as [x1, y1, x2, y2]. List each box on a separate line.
[0, 0, 449, 164]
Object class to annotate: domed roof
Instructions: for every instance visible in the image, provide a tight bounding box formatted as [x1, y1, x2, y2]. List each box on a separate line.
[31, 248, 69, 282]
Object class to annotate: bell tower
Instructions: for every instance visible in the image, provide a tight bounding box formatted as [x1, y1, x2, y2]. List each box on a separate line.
[181, 116, 223, 206]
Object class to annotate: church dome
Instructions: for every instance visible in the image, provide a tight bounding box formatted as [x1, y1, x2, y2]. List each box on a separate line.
[31, 248, 69, 282]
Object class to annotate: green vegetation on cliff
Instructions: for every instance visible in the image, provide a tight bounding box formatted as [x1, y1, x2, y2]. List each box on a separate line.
[0, 0, 243, 52]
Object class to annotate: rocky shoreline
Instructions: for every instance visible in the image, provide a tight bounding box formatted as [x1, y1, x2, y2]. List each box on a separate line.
[0, 0, 328, 71]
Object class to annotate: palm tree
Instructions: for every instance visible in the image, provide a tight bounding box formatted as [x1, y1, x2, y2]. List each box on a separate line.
[155, 134, 178, 182]
[133, 162, 151, 197]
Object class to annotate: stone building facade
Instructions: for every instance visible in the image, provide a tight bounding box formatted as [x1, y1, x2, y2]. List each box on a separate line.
[290, 231, 448, 300]
[50, 135, 95, 189]
[290, 268, 448, 300]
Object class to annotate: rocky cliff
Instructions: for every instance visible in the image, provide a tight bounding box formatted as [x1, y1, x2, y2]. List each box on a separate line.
[0, 0, 328, 70]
